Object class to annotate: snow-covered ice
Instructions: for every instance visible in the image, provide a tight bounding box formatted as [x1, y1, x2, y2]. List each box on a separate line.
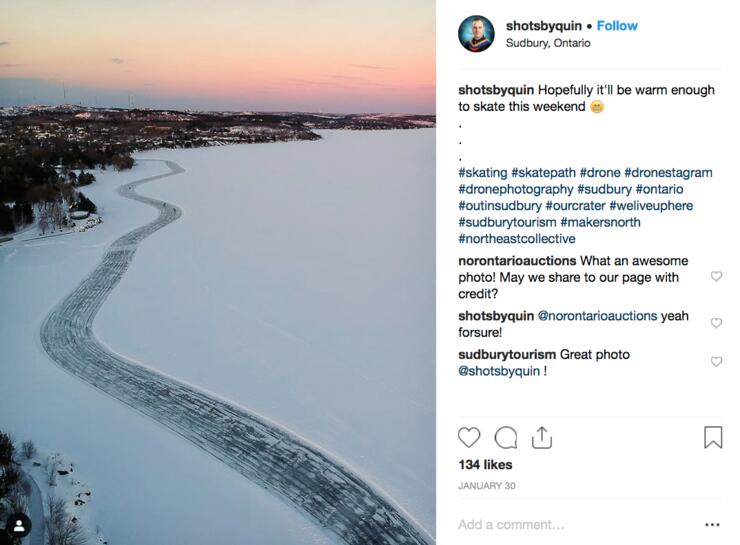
[0, 128, 435, 542]
[1, 162, 337, 545]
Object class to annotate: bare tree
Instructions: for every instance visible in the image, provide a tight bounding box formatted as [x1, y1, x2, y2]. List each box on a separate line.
[38, 207, 49, 235]
[18, 474, 32, 497]
[60, 182, 76, 210]
[46, 457, 58, 487]
[50, 200, 65, 231]
[46, 494, 88, 545]
[28, 185, 60, 235]
[21, 440, 37, 460]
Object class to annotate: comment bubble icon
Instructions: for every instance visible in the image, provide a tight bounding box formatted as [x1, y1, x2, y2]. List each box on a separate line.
[494, 426, 518, 449]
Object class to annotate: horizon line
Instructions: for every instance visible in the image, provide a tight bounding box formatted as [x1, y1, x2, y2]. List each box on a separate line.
[0, 102, 436, 116]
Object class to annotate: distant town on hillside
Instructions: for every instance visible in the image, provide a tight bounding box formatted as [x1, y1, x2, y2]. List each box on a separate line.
[0, 105, 435, 235]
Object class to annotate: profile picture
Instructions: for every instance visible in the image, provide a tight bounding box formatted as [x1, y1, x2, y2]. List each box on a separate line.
[458, 15, 494, 53]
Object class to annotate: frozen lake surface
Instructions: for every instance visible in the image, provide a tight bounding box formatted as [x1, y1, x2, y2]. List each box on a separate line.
[0, 129, 435, 542]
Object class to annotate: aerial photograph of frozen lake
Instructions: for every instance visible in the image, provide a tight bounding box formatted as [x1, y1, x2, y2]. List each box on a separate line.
[0, 3, 434, 544]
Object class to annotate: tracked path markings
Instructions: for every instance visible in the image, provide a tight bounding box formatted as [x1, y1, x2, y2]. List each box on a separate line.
[40, 159, 432, 545]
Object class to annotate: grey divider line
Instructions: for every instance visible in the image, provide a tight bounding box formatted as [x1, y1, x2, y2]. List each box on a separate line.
[40, 159, 432, 545]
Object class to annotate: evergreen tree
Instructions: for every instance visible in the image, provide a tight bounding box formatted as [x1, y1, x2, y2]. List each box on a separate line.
[77, 171, 96, 186]
[12, 201, 34, 226]
[77, 192, 98, 214]
[0, 432, 13, 466]
[0, 204, 15, 234]
[0, 431, 19, 503]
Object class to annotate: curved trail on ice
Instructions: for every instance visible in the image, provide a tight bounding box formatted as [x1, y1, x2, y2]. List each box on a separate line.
[40, 159, 432, 545]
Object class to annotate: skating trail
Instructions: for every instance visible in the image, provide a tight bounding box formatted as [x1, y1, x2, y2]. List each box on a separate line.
[40, 159, 432, 545]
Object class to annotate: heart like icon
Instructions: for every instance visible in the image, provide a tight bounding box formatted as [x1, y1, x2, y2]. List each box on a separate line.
[711, 318, 723, 329]
[711, 356, 723, 367]
[711, 271, 723, 281]
[458, 426, 481, 448]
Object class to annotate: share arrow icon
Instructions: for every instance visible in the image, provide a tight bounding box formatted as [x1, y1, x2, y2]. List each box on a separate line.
[532, 426, 553, 449]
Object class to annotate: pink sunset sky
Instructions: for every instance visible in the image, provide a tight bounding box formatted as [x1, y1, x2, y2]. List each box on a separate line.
[0, 0, 434, 113]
